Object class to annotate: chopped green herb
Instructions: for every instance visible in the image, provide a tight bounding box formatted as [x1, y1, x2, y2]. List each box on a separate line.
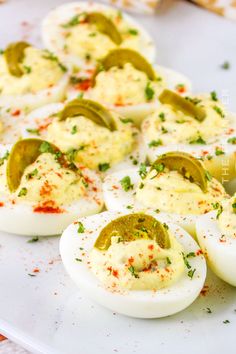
[62, 13, 85, 28]
[186, 252, 196, 258]
[190, 136, 206, 145]
[128, 265, 139, 278]
[221, 61, 230, 70]
[152, 162, 165, 173]
[18, 187, 27, 197]
[159, 112, 165, 122]
[223, 320, 230, 324]
[23, 65, 32, 74]
[213, 105, 225, 118]
[126, 205, 133, 209]
[139, 182, 144, 189]
[98, 163, 110, 172]
[212, 202, 223, 219]
[145, 82, 155, 101]
[39, 141, 54, 154]
[71, 125, 78, 135]
[166, 257, 171, 265]
[210, 91, 218, 101]
[161, 126, 168, 134]
[89, 32, 97, 37]
[66, 148, 78, 162]
[148, 139, 162, 148]
[128, 28, 139, 35]
[26, 168, 38, 180]
[188, 268, 196, 279]
[43, 50, 67, 72]
[139, 163, 147, 179]
[163, 223, 169, 230]
[227, 137, 236, 144]
[120, 176, 133, 192]
[206, 307, 212, 314]
[27, 236, 39, 243]
[26, 128, 40, 135]
[120, 117, 133, 124]
[77, 222, 85, 233]
[215, 147, 225, 156]
[176, 119, 186, 124]
[75, 258, 82, 262]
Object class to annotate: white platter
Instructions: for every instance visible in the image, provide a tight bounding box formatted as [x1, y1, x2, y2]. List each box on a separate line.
[0, 0, 235, 353]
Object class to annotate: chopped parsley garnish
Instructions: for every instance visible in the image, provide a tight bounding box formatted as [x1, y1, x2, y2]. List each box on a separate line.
[39, 141, 54, 154]
[77, 222, 85, 234]
[221, 61, 230, 70]
[148, 139, 162, 148]
[23, 65, 32, 74]
[215, 147, 225, 156]
[145, 82, 155, 101]
[206, 307, 212, 314]
[212, 202, 223, 219]
[159, 112, 165, 122]
[0, 150, 9, 166]
[71, 125, 78, 135]
[128, 28, 139, 35]
[98, 163, 110, 172]
[205, 170, 212, 182]
[120, 176, 133, 192]
[152, 162, 165, 174]
[166, 257, 171, 265]
[26, 128, 40, 135]
[161, 126, 168, 134]
[223, 320, 230, 324]
[163, 223, 169, 230]
[176, 119, 186, 124]
[232, 202, 236, 213]
[213, 105, 225, 118]
[128, 265, 139, 278]
[26, 169, 38, 180]
[75, 258, 82, 262]
[120, 117, 133, 124]
[61, 13, 85, 28]
[139, 163, 148, 179]
[188, 268, 196, 279]
[42, 50, 67, 72]
[210, 91, 218, 101]
[186, 252, 196, 258]
[139, 182, 144, 189]
[126, 205, 133, 209]
[182, 253, 191, 269]
[18, 187, 27, 197]
[27, 236, 39, 243]
[227, 137, 236, 144]
[189, 136, 206, 145]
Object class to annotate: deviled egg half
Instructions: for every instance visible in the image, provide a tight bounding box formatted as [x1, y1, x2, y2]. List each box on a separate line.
[142, 90, 236, 182]
[21, 98, 145, 172]
[0, 139, 103, 236]
[196, 195, 236, 286]
[103, 152, 229, 236]
[0, 42, 69, 112]
[41, 1, 156, 67]
[67, 49, 192, 126]
[60, 211, 206, 318]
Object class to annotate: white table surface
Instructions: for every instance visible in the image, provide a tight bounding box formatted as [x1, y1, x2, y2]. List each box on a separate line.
[0, 1, 235, 354]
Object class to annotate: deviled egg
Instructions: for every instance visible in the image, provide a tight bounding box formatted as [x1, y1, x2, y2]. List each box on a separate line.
[41, 1, 156, 67]
[0, 139, 103, 236]
[142, 90, 236, 181]
[102, 152, 229, 236]
[196, 195, 236, 286]
[0, 42, 69, 112]
[21, 98, 144, 172]
[60, 211, 206, 318]
[67, 49, 192, 126]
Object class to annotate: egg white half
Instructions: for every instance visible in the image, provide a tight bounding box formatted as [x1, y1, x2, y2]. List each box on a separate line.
[60, 210, 206, 318]
[102, 168, 201, 237]
[67, 65, 192, 127]
[41, 1, 156, 67]
[0, 144, 104, 236]
[196, 211, 236, 286]
[21, 103, 147, 173]
[0, 71, 69, 113]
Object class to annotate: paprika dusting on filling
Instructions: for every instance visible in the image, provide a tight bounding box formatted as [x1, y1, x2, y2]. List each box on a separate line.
[33, 201, 64, 214]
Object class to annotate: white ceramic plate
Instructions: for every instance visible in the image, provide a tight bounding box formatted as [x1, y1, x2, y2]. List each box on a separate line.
[0, 1, 236, 354]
